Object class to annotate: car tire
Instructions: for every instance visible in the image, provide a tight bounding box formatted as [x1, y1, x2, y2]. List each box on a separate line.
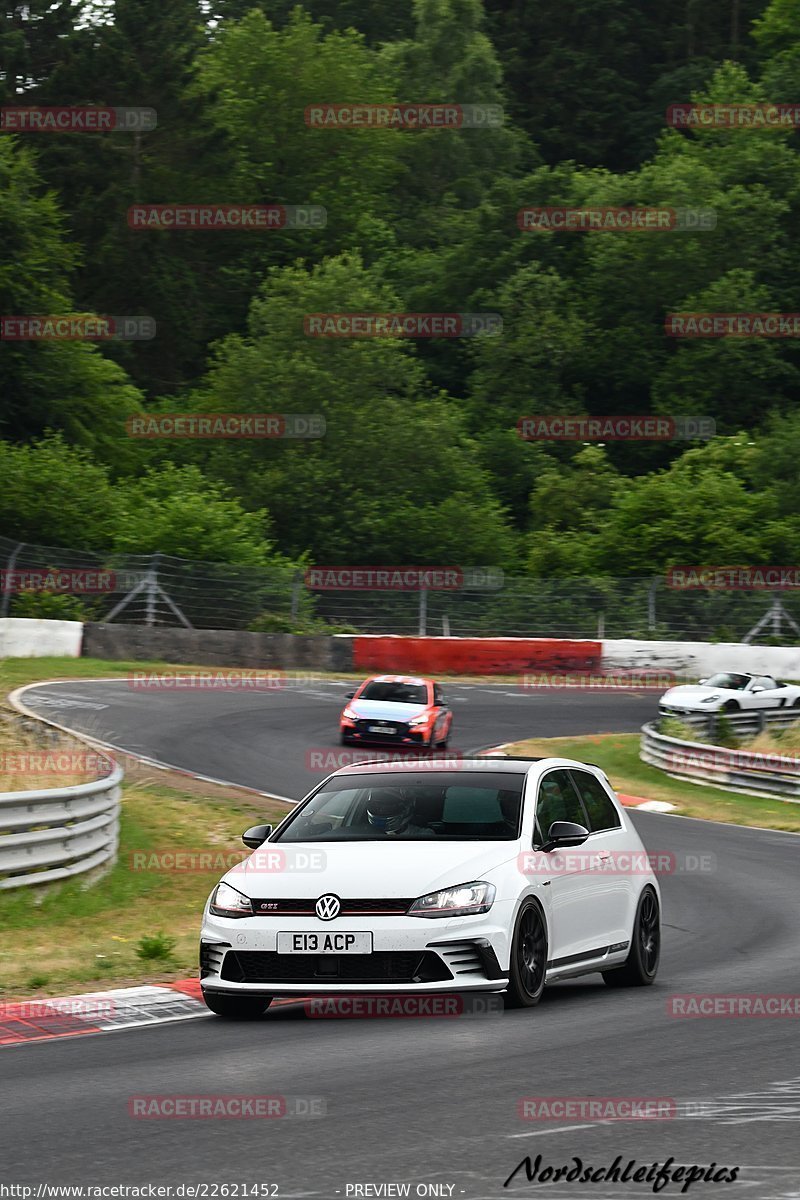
[602, 886, 660, 988]
[793, 698, 800, 708]
[202, 991, 272, 1019]
[340, 732, 352, 745]
[504, 899, 548, 1009]
[722, 700, 739, 712]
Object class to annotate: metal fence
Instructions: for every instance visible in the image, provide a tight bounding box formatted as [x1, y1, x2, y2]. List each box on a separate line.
[641, 719, 800, 802]
[0, 715, 122, 889]
[2, 534, 800, 640]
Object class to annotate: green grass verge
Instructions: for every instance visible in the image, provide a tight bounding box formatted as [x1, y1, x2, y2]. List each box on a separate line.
[0, 655, 293, 1000]
[504, 732, 800, 833]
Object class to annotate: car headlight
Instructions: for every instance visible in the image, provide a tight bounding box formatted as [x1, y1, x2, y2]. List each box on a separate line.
[209, 881, 253, 918]
[342, 707, 358, 720]
[408, 714, 431, 726]
[700, 694, 720, 703]
[408, 881, 495, 918]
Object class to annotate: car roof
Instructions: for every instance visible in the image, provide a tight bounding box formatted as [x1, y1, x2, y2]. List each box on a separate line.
[362, 675, 432, 686]
[334, 755, 603, 778]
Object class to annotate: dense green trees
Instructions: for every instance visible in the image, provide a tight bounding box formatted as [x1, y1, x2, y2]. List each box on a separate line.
[2, 0, 798, 576]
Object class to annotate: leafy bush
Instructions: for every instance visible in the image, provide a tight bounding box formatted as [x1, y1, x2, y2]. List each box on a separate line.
[10, 590, 89, 621]
[248, 611, 357, 635]
[657, 716, 699, 742]
[711, 714, 740, 748]
[135, 931, 176, 961]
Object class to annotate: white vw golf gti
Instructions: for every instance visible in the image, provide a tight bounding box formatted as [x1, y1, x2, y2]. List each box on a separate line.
[200, 757, 661, 1018]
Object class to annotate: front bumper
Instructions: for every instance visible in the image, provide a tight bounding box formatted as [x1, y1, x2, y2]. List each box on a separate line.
[200, 910, 510, 996]
[341, 720, 429, 745]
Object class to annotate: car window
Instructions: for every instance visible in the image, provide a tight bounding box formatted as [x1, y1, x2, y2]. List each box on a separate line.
[568, 770, 621, 832]
[704, 673, 749, 690]
[274, 772, 524, 840]
[360, 682, 428, 704]
[534, 769, 587, 844]
[753, 676, 779, 690]
[433, 685, 444, 705]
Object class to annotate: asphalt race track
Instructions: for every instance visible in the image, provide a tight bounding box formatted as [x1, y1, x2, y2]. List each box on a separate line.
[3, 678, 800, 1199]
[15, 677, 661, 798]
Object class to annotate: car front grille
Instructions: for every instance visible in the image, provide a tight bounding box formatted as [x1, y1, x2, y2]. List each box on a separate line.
[353, 719, 411, 739]
[200, 941, 229, 978]
[251, 898, 413, 916]
[436, 942, 485, 977]
[220, 950, 451, 985]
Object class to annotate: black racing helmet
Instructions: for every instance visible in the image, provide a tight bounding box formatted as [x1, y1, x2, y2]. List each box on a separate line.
[366, 788, 414, 834]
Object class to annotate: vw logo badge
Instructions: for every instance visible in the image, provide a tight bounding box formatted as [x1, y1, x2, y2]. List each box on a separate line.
[315, 894, 341, 921]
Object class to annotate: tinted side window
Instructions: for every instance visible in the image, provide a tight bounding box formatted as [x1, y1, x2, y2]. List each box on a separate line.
[434, 685, 444, 705]
[569, 770, 621, 832]
[535, 770, 587, 843]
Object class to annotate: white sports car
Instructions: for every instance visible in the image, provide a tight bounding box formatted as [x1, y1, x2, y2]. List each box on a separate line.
[659, 672, 800, 717]
[199, 756, 660, 1018]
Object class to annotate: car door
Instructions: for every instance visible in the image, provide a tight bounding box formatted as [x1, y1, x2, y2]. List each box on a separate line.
[747, 676, 788, 709]
[567, 769, 634, 948]
[530, 768, 601, 964]
[432, 683, 451, 740]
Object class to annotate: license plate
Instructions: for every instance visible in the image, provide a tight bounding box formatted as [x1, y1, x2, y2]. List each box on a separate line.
[369, 724, 396, 733]
[277, 932, 372, 955]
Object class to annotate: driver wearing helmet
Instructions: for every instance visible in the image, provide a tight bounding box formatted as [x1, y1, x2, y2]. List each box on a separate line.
[365, 788, 432, 837]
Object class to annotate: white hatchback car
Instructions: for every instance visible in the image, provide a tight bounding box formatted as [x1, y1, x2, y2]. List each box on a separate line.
[200, 757, 661, 1018]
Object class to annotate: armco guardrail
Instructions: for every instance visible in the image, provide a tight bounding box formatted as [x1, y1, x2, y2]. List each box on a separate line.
[641, 722, 800, 801]
[0, 764, 123, 889]
[657, 706, 800, 739]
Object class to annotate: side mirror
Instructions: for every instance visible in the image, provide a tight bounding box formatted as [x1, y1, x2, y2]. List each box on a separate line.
[541, 820, 589, 852]
[242, 824, 272, 848]
[344, 690, 355, 699]
[750, 685, 764, 693]
[698, 678, 708, 685]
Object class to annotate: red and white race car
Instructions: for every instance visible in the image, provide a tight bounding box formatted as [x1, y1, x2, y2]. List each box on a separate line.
[339, 675, 453, 748]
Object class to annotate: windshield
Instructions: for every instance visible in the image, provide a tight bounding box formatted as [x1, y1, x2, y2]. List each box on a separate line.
[359, 682, 428, 705]
[704, 673, 750, 691]
[274, 771, 524, 841]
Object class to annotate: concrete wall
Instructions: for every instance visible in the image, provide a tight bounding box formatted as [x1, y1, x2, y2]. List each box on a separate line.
[2, 618, 797, 680]
[603, 639, 800, 679]
[81, 623, 354, 671]
[0, 618, 83, 658]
